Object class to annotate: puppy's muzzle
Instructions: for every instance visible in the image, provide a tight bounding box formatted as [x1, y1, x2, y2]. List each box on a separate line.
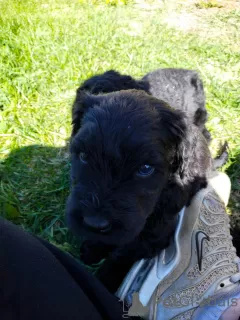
[83, 216, 112, 233]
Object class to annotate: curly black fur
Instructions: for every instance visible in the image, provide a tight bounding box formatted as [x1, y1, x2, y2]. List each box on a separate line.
[78, 69, 211, 142]
[143, 68, 211, 142]
[67, 88, 214, 292]
[79, 70, 149, 95]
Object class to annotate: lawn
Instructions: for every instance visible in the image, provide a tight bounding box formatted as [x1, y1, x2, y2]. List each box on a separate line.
[0, 0, 239, 256]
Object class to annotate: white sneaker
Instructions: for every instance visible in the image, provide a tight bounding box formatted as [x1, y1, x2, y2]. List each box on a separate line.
[117, 173, 240, 320]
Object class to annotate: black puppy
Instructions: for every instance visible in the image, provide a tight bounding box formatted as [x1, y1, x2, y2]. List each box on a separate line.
[79, 69, 211, 142]
[143, 68, 211, 142]
[67, 89, 214, 292]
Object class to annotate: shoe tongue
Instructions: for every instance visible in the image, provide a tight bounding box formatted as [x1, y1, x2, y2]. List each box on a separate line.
[231, 272, 240, 283]
[208, 173, 231, 206]
[162, 236, 176, 265]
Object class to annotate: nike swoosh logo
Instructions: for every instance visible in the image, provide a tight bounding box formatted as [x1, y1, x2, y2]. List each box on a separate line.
[195, 231, 210, 271]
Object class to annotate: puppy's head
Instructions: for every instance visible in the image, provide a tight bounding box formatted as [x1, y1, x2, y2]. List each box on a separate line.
[66, 90, 186, 246]
[79, 70, 149, 95]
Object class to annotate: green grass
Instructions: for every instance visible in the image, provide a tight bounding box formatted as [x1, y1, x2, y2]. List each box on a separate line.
[0, 0, 239, 255]
[195, 0, 222, 9]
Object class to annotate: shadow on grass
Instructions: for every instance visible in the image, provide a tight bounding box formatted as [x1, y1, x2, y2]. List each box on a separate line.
[0, 144, 80, 255]
[1, 143, 239, 258]
[226, 148, 240, 256]
[226, 149, 240, 191]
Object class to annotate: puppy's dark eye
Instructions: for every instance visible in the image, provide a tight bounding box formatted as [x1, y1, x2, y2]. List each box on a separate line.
[79, 152, 88, 164]
[136, 165, 155, 177]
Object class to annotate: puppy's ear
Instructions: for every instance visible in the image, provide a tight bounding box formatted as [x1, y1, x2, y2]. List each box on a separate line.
[164, 110, 193, 179]
[71, 89, 100, 137]
[160, 109, 186, 146]
[156, 101, 187, 148]
[156, 102, 188, 175]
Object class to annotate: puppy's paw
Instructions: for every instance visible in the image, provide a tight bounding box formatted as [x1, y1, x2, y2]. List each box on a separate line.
[97, 260, 120, 292]
[80, 240, 112, 265]
[214, 141, 229, 169]
[97, 256, 135, 293]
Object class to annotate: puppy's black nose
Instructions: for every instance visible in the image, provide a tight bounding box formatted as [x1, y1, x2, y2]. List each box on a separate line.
[83, 216, 112, 233]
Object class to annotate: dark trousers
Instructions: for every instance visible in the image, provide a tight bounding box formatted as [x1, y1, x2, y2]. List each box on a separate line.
[0, 217, 126, 320]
